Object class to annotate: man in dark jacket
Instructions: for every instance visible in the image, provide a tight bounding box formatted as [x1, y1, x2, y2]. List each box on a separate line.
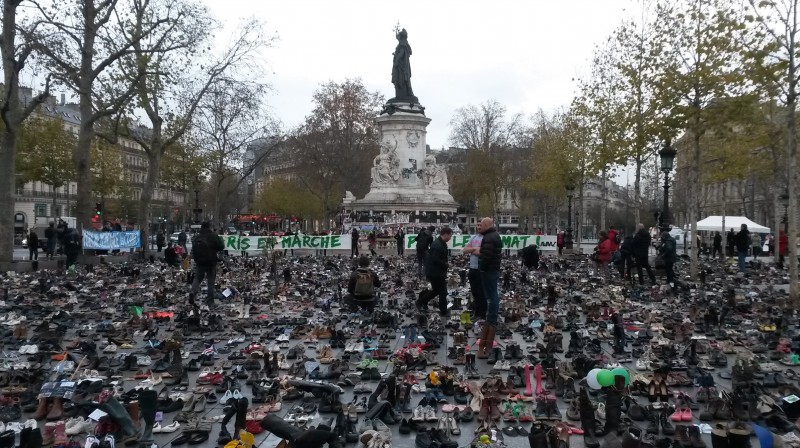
[191, 222, 225, 305]
[177, 230, 188, 249]
[350, 228, 360, 258]
[45, 223, 57, 259]
[415, 226, 433, 279]
[617, 234, 634, 280]
[658, 231, 678, 285]
[477, 218, 502, 360]
[418, 226, 452, 316]
[712, 231, 722, 259]
[632, 223, 656, 285]
[734, 223, 750, 272]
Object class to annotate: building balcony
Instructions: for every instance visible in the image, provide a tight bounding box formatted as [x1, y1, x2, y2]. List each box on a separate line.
[15, 189, 77, 200]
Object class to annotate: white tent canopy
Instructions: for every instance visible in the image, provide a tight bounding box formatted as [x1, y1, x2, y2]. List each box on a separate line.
[694, 216, 771, 233]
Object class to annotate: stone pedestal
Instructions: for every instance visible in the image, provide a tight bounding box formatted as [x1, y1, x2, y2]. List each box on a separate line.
[348, 102, 457, 219]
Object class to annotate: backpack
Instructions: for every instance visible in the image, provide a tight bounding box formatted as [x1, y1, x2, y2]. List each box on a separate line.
[521, 245, 539, 269]
[353, 269, 374, 296]
[193, 234, 218, 265]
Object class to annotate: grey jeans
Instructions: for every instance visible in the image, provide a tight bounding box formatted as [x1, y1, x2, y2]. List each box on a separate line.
[191, 263, 217, 301]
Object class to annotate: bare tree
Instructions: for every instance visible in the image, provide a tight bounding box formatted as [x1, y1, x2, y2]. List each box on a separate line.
[191, 79, 278, 224]
[123, 11, 269, 252]
[0, 0, 52, 269]
[28, 0, 200, 230]
[292, 79, 384, 228]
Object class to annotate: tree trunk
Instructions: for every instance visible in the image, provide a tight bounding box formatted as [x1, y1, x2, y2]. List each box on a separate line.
[634, 155, 642, 226]
[0, 129, 17, 270]
[774, 189, 781, 264]
[688, 124, 702, 279]
[786, 92, 799, 303]
[722, 183, 727, 262]
[600, 168, 608, 231]
[137, 148, 162, 255]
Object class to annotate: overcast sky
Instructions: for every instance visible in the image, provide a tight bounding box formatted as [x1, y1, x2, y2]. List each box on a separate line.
[203, 0, 634, 151]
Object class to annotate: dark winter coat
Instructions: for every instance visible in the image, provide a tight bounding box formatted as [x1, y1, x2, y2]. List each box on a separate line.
[416, 229, 432, 255]
[425, 236, 449, 279]
[631, 228, 651, 259]
[734, 229, 751, 252]
[478, 227, 502, 272]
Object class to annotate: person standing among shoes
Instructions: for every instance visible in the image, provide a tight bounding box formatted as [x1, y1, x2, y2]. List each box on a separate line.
[28, 229, 39, 261]
[658, 230, 677, 285]
[422, 226, 452, 316]
[462, 221, 485, 321]
[476, 217, 502, 360]
[632, 223, 656, 285]
[45, 223, 56, 259]
[350, 227, 360, 258]
[734, 223, 751, 273]
[394, 228, 405, 256]
[415, 226, 433, 279]
[191, 221, 224, 306]
[712, 231, 722, 259]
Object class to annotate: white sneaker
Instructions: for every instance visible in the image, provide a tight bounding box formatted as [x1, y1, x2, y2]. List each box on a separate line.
[5, 422, 22, 434]
[411, 406, 425, 422]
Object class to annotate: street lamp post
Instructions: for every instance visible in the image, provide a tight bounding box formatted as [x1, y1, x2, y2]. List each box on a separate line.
[658, 140, 677, 232]
[566, 184, 575, 251]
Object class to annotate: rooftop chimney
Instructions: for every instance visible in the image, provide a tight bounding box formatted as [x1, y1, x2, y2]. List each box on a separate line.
[60, 94, 65, 106]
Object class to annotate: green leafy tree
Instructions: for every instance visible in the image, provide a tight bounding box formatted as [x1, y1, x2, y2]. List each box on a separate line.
[743, 0, 800, 301]
[17, 114, 76, 221]
[254, 178, 325, 221]
[609, 11, 671, 225]
[651, 0, 747, 278]
[90, 138, 123, 201]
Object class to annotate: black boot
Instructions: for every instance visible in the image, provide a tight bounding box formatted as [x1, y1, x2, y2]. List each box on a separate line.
[645, 409, 660, 435]
[400, 384, 412, 413]
[138, 389, 158, 444]
[259, 414, 304, 441]
[385, 376, 397, 407]
[528, 421, 551, 448]
[604, 375, 624, 435]
[367, 380, 387, 409]
[579, 387, 600, 448]
[487, 347, 501, 364]
[99, 397, 139, 445]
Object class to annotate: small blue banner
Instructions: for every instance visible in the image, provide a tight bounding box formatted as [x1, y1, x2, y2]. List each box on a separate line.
[82, 231, 142, 250]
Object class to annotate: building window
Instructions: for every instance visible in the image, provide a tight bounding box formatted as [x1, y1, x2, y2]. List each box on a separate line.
[35, 204, 47, 217]
[53, 205, 62, 217]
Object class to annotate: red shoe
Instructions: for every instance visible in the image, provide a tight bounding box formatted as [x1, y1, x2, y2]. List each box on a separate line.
[681, 407, 693, 422]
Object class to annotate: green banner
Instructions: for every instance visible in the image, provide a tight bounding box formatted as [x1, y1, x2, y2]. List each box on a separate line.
[222, 235, 349, 252]
[404, 234, 559, 251]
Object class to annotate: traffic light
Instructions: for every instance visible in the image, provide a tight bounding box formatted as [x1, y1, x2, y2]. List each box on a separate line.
[95, 203, 102, 217]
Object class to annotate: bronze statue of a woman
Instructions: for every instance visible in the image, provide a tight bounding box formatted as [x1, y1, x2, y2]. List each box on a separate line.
[390, 28, 418, 103]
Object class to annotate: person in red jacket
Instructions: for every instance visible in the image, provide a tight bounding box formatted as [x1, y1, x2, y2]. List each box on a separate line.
[595, 230, 614, 266]
[608, 227, 619, 251]
[779, 230, 788, 269]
